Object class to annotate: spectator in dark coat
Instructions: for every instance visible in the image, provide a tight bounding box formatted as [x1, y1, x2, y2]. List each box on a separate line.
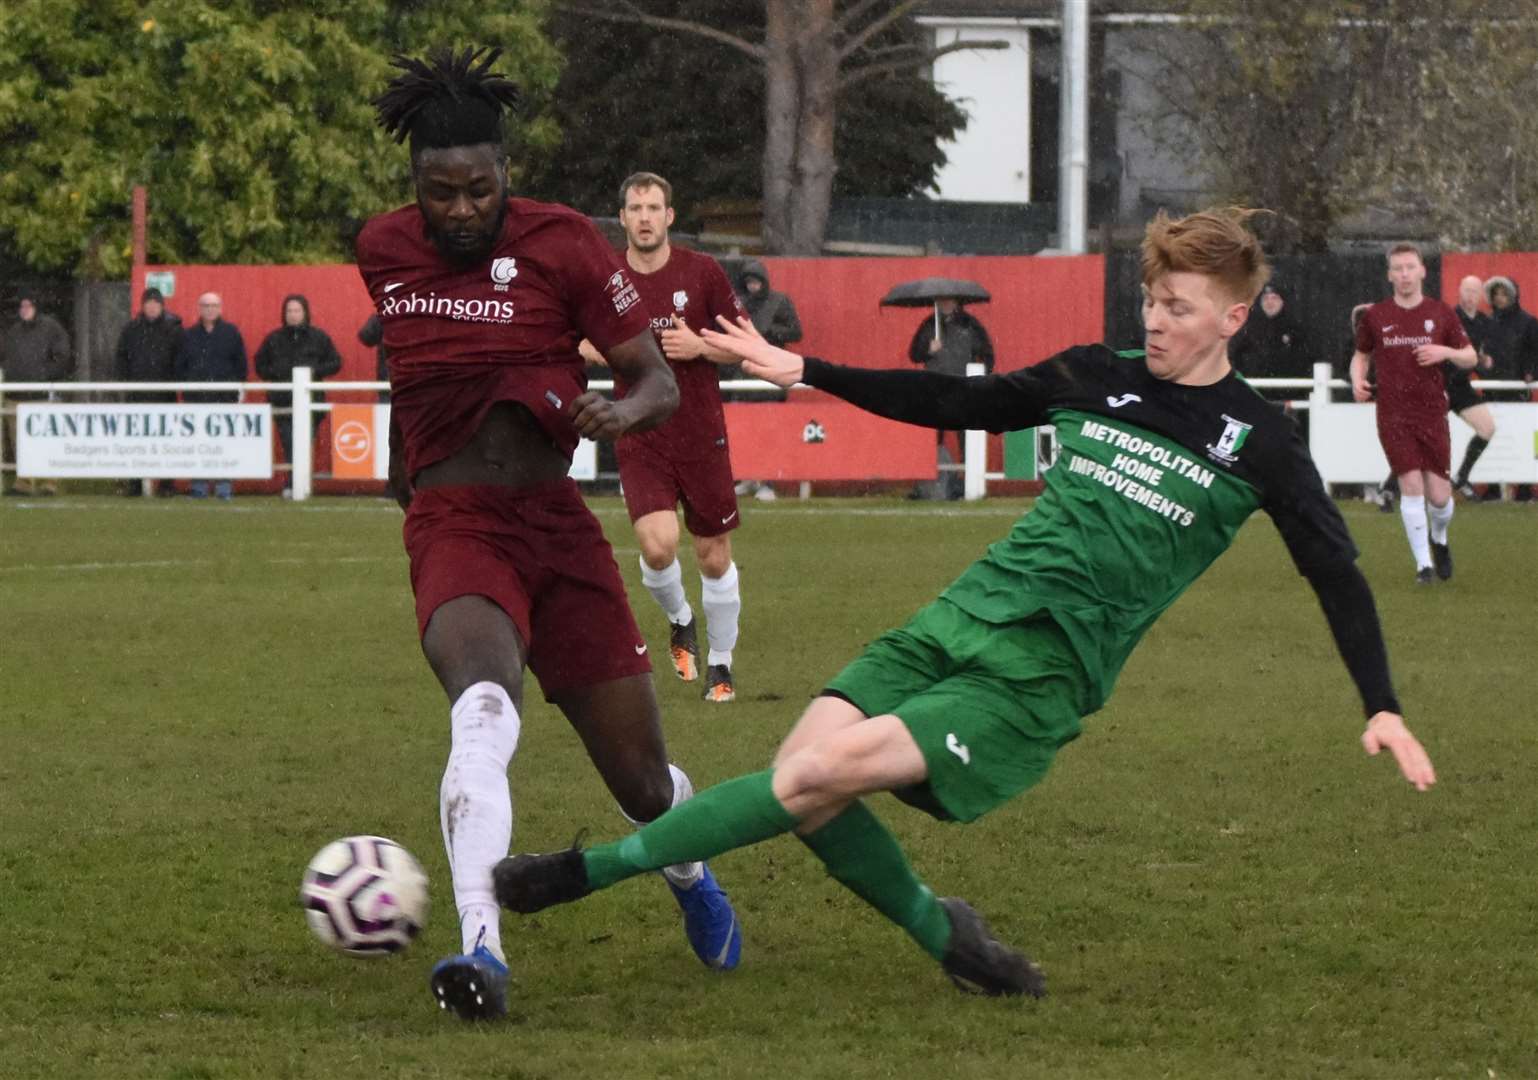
[907, 298, 993, 377]
[1, 291, 72, 495]
[113, 286, 183, 495]
[1481, 276, 1538, 390]
[907, 298, 993, 500]
[254, 294, 343, 494]
[738, 259, 802, 348]
[1482, 275, 1538, 500]
[1229, 283, 1311, 392]
[175, 292, 247, 499]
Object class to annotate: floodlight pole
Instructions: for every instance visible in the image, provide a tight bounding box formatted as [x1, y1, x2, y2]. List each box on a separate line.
[1058, 0, 1089, 255]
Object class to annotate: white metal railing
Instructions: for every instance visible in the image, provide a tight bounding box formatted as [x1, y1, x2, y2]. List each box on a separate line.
[0, 371, 785, 500]
[2, 366, 1532, 501]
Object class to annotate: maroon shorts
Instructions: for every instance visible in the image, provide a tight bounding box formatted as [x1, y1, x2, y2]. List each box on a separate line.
[402, 481, 651, 698]
[616, 440, 741, 538]
[1376, 410, 1451, 478]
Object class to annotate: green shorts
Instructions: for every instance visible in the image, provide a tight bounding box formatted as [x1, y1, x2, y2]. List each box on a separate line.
[824, 598, 1087, 824]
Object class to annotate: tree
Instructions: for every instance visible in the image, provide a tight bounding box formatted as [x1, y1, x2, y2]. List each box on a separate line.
[520, 0, 967, 231]
[1129, 2, 1538, 253]
[0, 0, 562, 276]
[551, 0, 1004, 254]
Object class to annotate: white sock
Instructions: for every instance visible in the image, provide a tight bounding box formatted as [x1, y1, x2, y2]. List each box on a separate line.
[441, 682, 521, 961]
[700, 562, 740, 667]
[618, 763, 703, 889]
[1428, 496, 1454, 544]
[640, 556, 692, 625]
[1399, 494, 1431, 569]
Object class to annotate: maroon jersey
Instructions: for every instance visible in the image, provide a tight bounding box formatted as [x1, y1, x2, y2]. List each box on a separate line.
[355, 197, 649, 476]
[1355, 297, 1469, 415]
[615, 246, 745, 460]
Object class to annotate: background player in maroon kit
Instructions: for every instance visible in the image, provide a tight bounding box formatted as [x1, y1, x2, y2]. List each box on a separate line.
[356, 48, 741, 1022]
[580, 173, 748, 704]
[1349, 243, 1476, 583]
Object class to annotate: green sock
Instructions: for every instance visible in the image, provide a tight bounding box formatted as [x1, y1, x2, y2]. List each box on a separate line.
[583, 769, 798, 890]
[799, 800, 953, 961]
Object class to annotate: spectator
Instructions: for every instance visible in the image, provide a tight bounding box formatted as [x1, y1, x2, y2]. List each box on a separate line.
[729, 257, 803, 500]
[358, 313, 390, 403]
[908, 297, 994, 376]
[1482, 275, 1538, 500]
[738, 259, 802, 349]
[113, 286, 183, 496]
[175, 292, 247, 500]
[254, 294, 343, 497]
[1, 291, 72, 496]
[907, 298, 993, 499]
[1229, 283, 1311, 393]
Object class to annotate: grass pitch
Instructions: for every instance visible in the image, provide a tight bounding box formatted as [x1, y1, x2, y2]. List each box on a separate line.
[1, 493, 1534, 1079]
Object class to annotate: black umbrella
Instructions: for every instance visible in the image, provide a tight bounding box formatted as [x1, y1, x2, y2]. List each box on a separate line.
[879, 277, 991, 340]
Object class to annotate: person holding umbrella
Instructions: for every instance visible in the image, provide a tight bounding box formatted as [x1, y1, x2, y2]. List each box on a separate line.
[883, 278, 995, 498]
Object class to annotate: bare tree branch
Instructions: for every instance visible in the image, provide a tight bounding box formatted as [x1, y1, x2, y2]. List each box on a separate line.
[836, 0, 922, 62]
[554, 1, 766, 63]
[831, 0, 891, 43]
[838, 38, 1007, 91]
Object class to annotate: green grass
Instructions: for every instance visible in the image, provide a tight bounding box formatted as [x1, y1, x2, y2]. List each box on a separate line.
[1, 493, 1534, 1079]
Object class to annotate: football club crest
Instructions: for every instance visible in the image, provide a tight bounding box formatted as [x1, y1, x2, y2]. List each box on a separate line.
[1206, 413, 1253, 466]
[1423, 318, 1434, 333]
[490, 257, 517, 291]
[672, 289, 689, 311]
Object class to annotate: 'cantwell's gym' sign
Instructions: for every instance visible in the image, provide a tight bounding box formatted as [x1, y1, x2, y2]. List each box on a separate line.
[17, 404, 274, 479]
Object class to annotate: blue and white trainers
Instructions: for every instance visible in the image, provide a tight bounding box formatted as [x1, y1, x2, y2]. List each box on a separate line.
[667, 863, 742, 970]
[429, 931, 508, 1021]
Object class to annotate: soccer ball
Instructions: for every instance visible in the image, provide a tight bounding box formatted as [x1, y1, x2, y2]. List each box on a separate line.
[299, 835, 429, 957]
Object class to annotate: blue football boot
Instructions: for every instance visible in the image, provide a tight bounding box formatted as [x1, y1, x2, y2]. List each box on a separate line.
[667, 863, 742, 971]
[429, 928, 508, 1020]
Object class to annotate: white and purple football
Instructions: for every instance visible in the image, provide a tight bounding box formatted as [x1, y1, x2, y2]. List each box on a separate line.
[300, 835, 428, 957]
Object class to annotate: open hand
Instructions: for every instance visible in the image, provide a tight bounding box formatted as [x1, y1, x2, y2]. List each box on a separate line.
[701, 315, 805, 387]
[1361, 711, 1436, 791]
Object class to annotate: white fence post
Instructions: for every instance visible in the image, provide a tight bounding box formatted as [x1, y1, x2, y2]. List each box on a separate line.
[964, 361, 986, 500]
[292, 366, 313, 501]
[1308, 361, 1332, 459]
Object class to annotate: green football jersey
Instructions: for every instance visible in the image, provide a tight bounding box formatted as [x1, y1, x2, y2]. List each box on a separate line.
[807, 346, 1356, 711]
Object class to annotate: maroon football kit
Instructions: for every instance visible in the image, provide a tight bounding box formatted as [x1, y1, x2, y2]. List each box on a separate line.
[1355, 297, 1470, 477]
[356, 197, 653, 695]
[612, 246, 746, 536]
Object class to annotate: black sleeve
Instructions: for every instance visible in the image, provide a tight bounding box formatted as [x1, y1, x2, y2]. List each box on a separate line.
[775, 295, 802, 346]
[358, 314, 383, 348]
[253, 334, 273, 380]
[314, 331, 343, 379]
[1523, 318, 1538, 381]
[1302, 560, 1401, 718]
[801, 352, 1075, 433]
[1256, 422, 1397, 718]
[907, 323, 929, 365]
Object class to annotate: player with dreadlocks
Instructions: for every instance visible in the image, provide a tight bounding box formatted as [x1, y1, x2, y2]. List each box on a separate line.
[357, 46, 742, 1021]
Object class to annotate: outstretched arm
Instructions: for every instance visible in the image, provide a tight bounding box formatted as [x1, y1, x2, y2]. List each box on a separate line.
[1303, 560, 1435, 790]
[702, 315, 1056, 433]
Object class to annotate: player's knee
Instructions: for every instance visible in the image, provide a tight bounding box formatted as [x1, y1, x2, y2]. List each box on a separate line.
[615, 766, 675, 824]
[697, 545, 732, 579]
[773, 745, 855, 804]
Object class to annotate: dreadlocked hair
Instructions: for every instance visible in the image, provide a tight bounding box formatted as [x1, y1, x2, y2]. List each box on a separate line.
[372, 46, 522, 159]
